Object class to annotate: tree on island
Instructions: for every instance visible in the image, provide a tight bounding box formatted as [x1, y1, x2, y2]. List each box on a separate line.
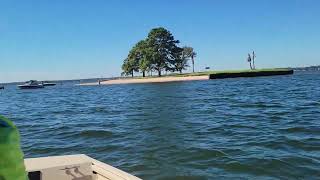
[182, 46, 197, 73]
[177, 47, 189, 74]
[172, 46, 198, 74]
[121, 27, 196, 77]
[121, 58, 136, 77]
[139, 48, 154, 77]
[247, 53, 252, 70]
[134, 40, 151, 77]
[146, 27, 181, 76]
[121, 45, 141, 77]
[247, 51, 256, 70]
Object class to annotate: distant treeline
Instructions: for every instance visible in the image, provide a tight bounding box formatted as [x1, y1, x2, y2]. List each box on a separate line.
[290, 65, 320, 71]
[122, 27, 196, 77]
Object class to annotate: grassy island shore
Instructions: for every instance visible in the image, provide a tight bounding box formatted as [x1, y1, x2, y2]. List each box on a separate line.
[80, 68, 293, 86]
[208, 68, 293, 79]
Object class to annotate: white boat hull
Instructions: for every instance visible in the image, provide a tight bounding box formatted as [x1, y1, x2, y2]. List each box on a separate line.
[18, 85, 44, 89]
[24, 154, 141, 180]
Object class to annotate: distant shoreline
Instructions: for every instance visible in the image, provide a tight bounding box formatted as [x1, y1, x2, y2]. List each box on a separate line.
[2, 67, 319, 85]
[79, 75, 209, 85]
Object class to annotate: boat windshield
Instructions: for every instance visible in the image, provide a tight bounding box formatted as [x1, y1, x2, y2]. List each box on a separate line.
[26, 80, 38, 85]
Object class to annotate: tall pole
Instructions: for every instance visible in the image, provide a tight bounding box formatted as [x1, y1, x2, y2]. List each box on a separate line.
[252, 51, 256, 70]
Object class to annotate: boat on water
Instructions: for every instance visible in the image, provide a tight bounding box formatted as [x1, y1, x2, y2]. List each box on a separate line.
[25, 154, 141, 180]
[0, 86, 4, 90]
[42, 81, 56, 86]
[18, 80, 44, 89]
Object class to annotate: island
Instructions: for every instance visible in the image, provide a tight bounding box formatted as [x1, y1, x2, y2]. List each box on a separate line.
[80, 68, 293, 85]
[80, 27, 294, 86]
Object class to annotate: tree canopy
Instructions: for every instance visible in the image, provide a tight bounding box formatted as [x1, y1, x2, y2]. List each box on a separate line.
[122, 27, 196, 77]
[182, 46, 197, 73]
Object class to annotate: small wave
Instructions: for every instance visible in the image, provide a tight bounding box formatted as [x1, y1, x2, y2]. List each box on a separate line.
[287, 138, 320, 151]
[93, 145, 120, 153]
[26, 145, 81, 157]
[79, 129, 114, 138]
[280, 126, 320, 134]
[221, 158, 297, 178]
[176, 147, 229, 164]
[157, 175, 207, 180]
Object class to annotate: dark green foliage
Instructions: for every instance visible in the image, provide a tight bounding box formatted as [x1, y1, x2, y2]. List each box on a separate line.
[182, 46, 197, 73]
[122, 27, 196, 77]
[146, 27, 181, 76]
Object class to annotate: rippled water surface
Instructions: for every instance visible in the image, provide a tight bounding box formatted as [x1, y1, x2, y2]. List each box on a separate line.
[1, 72, 320, 179]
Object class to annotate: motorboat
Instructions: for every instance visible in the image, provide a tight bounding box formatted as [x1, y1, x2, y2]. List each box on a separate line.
[0, 86, 4, 90]
[24, 154, 141, 180]
[18, 80, 44, 89]
[42, 81, 56, 86]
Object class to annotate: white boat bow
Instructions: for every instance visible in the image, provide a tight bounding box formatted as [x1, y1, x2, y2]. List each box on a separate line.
[24, 154, 142, 180]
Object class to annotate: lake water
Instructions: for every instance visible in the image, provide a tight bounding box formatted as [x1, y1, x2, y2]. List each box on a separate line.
[1, 72, 320, 179]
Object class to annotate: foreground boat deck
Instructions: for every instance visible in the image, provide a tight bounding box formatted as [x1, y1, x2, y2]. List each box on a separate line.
[24, 154, 141, 180]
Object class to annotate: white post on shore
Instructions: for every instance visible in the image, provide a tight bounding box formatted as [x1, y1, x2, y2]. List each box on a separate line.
[252, 51, 256, 70]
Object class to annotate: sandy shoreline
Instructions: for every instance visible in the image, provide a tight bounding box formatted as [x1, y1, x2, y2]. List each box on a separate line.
[80, 75, 209, 85]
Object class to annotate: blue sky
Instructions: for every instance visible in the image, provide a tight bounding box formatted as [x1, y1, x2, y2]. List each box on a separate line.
[1, 0, 319, 82]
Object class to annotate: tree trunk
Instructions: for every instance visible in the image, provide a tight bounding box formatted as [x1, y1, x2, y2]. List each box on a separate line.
[252, 59, 255, 70]
[158, 69, 161, 77]
[192, 57, 195, 73]
[131, 70, 134, 77]
[249, 62, 252, 70]
[142, 71, 145, 77]
[179, 69, 182, 74]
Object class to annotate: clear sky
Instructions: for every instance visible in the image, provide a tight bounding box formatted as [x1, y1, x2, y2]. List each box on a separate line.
[1, 0, 319, 82]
